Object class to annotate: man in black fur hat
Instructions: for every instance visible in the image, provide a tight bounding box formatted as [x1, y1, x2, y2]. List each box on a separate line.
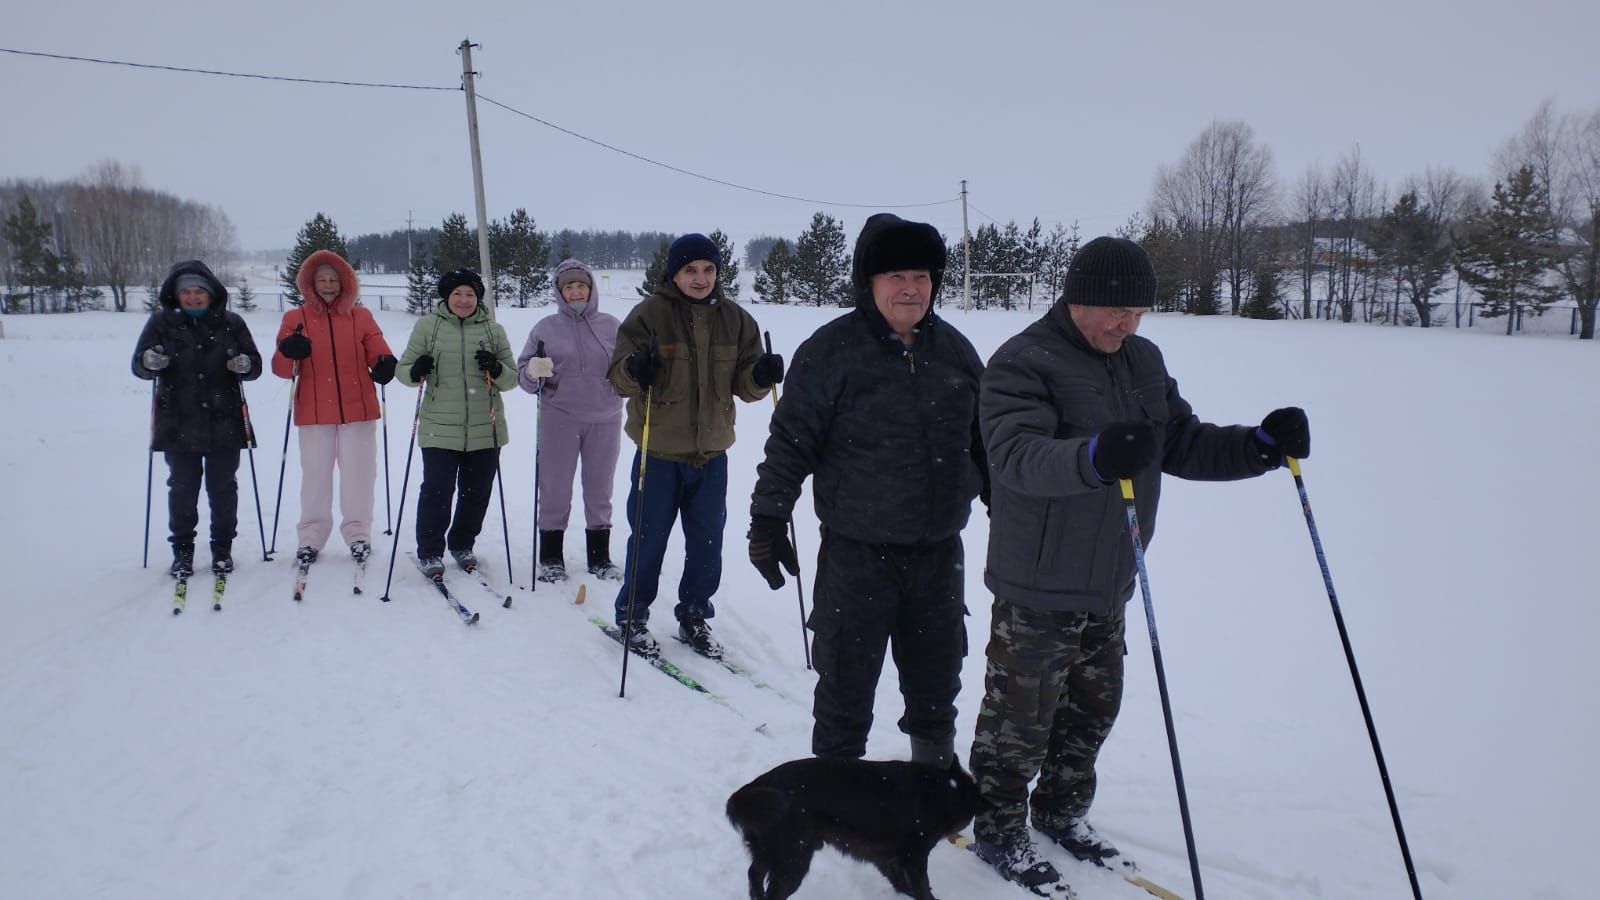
[749, 213, 988, 771]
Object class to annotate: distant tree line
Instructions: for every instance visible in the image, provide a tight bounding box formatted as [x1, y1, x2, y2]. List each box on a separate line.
[349, 227, 674, 274]
[1, 161, 237, 313]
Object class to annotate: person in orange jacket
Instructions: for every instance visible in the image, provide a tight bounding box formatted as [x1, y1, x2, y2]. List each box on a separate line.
[271, 250, 397, 571]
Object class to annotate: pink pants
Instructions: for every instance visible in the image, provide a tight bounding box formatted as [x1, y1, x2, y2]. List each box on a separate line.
[296, 419, 378, 550]
[536, 409, 621, 531]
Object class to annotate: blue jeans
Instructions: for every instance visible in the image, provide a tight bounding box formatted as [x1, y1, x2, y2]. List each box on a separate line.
[613, 451, 727, 626]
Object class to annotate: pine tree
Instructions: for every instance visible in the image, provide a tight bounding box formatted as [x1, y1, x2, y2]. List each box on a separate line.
[144, 269, 163, 313]
[282, 213, 353, 306]
[2, 194, 52, 313]
[791, 212, 849, 307]
[432, 213, 479, 277]
[1371, 191, 1453, 328]
[1454, 167, 1565, 335]
[236, 277, 257, 312]
[490, 208, 552, 308]
[406, 241, 436, 315]
[753, 238, 794, 304]
[637, 239, 670, 298]
[1241, 266, 1285, 319]
[709, 229, 741, 300]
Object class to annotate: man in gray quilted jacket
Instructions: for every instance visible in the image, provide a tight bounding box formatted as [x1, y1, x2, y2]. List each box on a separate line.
[967, 236, 1311, 891]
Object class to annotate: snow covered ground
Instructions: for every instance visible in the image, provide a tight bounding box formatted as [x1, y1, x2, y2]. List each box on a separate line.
[1, 287, 1595, 899]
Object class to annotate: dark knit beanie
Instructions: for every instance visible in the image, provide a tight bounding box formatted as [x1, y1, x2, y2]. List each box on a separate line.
[174, 274, 213, 297]
[664, 233, 720, 281]
[437, 268, 486, 301]
[1061, 237, 1157, 307]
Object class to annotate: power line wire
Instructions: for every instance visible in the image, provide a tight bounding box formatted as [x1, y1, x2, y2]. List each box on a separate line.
[2, 45, 958, 212]
[968, 202, 1001, 224]
[477, 93, 957, 211]
[0, 46, 458, 91]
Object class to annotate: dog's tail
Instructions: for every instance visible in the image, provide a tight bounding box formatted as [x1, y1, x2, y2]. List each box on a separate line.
[725, 784, 789, 836]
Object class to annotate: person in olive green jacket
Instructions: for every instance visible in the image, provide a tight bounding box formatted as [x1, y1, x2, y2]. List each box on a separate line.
[395, 268, 518, 577]
[607, 233, 784, 659]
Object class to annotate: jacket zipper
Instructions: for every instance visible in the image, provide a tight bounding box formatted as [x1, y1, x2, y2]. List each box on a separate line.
[459, 316, 470, 451]
[324, 302, 348, 424]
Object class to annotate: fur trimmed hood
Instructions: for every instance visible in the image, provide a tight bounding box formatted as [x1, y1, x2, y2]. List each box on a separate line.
[295, 250, 361, 314]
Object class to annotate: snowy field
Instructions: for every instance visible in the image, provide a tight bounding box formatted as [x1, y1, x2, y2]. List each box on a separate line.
[1, 286, 1595, 899]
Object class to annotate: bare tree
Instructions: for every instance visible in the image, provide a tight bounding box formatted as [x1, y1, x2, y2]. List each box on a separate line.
[1500, 100, 1600, 338]
[1290, 165, 1329, 319]
[68, 161, 146, 312]
[1327, 146, 1384, 322]
[1151, 120, 1277, 315]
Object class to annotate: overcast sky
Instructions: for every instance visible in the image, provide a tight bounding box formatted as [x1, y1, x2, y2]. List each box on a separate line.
[6, 0, 1599, 253]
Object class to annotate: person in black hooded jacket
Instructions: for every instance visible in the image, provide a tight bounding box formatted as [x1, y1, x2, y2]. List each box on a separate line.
[748, 213, 987, 768]
[131, 260, 262, 578]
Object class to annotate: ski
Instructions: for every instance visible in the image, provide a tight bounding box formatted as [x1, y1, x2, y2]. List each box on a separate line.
[211, 574, 226, 611]
[461, 561, 513, 609]
[950, 835, 1181, 900]
[292, 558, 312, 602]
[590, 617, 709, 694]
[171, 578, 188, 615]
[352, 557, 367, 595]
[670, 634, 783, 694]
[409, 554, 479, 624]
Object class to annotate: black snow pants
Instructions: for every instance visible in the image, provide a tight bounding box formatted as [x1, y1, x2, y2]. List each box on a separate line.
[807, 528, 968, 759]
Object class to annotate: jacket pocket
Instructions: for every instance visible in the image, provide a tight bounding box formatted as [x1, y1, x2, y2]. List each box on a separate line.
[710, 344, 738, 409]
[654, 343, 691, 405]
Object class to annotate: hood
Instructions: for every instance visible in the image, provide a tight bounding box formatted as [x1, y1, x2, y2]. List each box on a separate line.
[157, 260, 230, 313]
[295, 249, 361, 314]
[553, 258, 600, 319]
[849, 213, 946, 338]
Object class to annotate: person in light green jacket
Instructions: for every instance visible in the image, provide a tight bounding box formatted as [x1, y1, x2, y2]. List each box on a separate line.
[395, 268, 517, 577]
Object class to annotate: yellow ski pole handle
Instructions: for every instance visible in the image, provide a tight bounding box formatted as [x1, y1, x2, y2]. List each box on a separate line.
[638, 386, 652, 490]
[1119, 477, 1136, 500]
[1287, 456, 1302, 476]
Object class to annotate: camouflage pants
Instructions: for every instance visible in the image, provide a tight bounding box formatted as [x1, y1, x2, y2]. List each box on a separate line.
[969, 598, 1125, 841]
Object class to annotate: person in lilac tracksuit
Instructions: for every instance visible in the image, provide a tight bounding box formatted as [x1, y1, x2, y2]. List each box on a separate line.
[518, 259, 625, 583]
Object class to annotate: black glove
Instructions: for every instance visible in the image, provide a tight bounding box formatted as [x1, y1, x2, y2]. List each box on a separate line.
[278, 332, 312, 361]
[409, 355, 434, 382]
[370, 355, 397, 386]
[625, 347, 663, 390]
[1089, 421, 1159, 481]
[748, 516, 800, 590]
[475, 348, 503, 378]
[1255, 406, 1310, 460]
[752, 353, 785, 388]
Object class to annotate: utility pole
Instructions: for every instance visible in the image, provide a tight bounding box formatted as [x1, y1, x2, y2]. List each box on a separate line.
[459, 39, 495, 314]
[960, 179, 971, 312]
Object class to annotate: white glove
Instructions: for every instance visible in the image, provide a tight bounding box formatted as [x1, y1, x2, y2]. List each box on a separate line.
[143, 346, 169, 371]
[227, 354, 253, 374]
[526, 356, 554, 379]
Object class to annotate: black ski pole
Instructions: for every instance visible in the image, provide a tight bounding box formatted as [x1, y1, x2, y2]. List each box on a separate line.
[143, 380, 155, 568]
[268, 324, 304, 560]
[1285, 457, 1423, 900]
[381, 383, 392, 535]
[380, 379, 427, 602]
[529, 340, 545, 592]
[481, 340, 515, 602]
[1118, 477, 1205, 900]
[619, 384, 654, 699]
[235, 373, 269, 562]
[764, 331, 811, 670]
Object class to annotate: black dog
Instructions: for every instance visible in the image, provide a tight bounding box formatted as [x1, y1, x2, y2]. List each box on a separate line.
[726, 756, 981, 900]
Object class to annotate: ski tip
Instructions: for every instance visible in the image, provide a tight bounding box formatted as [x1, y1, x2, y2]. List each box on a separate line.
[575, 585, 587, 605]
[502, 597, 512, 608]
[468, 613, 481, 624]
[171, 607, 182, 616]
[212, 603, 221, 611]
[353, 586, 363, 595]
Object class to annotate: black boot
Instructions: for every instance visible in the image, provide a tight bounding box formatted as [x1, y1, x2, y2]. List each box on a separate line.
[210, 541, 233, 575]
[169, 542, 195, 579]
[537, 530, 567, 583]
[586, 528, 622, 582]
